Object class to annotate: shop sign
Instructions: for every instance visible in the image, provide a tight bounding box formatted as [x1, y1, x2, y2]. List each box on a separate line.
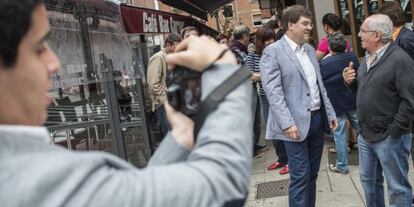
[121, 5, 190, 34]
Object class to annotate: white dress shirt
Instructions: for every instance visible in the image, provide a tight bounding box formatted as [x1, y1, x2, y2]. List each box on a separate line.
[285, 35, 321, 111]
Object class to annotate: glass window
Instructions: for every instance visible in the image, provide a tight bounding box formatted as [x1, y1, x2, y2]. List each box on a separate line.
[223, 4, 234, 18]
[252, 13, 263, 27]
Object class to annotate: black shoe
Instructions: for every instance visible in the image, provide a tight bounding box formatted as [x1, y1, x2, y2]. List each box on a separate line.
[253, 151, 262, 159]
[254, 144, 268, 152]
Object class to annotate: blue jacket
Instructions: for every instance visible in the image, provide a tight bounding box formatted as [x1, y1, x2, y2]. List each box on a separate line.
[395, 27, 414, 61]
[320, 52, 359, 116]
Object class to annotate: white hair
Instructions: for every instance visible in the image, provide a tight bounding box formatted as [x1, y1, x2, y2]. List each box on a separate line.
[366, 14, 394, 43]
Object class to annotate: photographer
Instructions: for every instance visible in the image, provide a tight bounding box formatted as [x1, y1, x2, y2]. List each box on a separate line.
[0, 1, 253, 206]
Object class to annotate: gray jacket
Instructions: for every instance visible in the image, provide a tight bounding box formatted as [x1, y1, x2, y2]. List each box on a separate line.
[350, 43, 414, 142]
[260, 36, 336, 142]
[0, 64, 253, 207]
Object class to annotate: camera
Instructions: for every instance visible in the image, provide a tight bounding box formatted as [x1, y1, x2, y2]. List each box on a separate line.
[167, 65, 202, 117]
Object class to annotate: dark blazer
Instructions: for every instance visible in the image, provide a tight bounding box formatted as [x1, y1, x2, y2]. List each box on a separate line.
[320, 52, 359, 117]
[395, 27, 414, 61]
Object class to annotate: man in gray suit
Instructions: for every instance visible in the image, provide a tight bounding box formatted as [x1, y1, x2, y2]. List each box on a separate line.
[260, 5, 337, 207]
[0, 1, 253, 206]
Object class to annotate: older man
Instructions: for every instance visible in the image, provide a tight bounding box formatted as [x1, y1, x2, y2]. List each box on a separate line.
[260, 5, 337, 207]
[343, 14, 414, 206]
[0, 1, 253, 206]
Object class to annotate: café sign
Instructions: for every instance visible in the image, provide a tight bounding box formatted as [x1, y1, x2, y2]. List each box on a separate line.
[121, 5, 191, 34]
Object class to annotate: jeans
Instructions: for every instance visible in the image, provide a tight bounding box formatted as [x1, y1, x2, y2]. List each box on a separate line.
[259, 93, 269, 124]
[260, 93, 288, 164]
[252, 88, 262, 149]
[155, 106, 169, 142]
[359, 134, 412, 207]
[283, 111, 324, 207]
[332, 110, 359, 172]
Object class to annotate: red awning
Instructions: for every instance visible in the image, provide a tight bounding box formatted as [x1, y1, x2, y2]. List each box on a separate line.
[159, 0, 234, 21]
[120, 4, 219, 37]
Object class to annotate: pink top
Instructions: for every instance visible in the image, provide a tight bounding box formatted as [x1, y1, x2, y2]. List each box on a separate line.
[317, 36, 352, 54]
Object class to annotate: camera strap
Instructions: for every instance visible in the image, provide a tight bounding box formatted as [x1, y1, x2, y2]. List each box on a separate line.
[194, 66, 252, 138]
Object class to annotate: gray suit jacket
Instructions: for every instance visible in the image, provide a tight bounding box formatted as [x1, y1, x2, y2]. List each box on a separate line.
[260, 36, 336, 142]
[0, 64, 253, 207]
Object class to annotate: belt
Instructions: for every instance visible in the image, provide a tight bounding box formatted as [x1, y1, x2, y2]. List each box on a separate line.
[311, 109, 320, 116]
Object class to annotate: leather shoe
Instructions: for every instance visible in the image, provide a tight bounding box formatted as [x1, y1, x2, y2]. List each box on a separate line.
[267, 162, 285, 170]
[279, 165, 289, 175]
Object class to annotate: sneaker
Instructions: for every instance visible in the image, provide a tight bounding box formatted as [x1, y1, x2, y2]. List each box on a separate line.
[328, 164, 349, 174]
[329, 147, 351, 153]
[279, 165, 289, 175]
[267, 162, 286, 171]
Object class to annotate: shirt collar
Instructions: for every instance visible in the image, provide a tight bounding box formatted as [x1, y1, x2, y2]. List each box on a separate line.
[365, 42, 390, 60]
[284, 35, 306, 53]
[392, 26, 403, 41]
[0, 125, 50, 143]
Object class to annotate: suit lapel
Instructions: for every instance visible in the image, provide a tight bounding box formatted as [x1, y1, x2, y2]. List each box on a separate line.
[280, 37, 308, 86]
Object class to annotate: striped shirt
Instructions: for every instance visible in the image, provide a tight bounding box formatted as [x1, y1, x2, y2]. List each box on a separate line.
[246, 52, 265, 95]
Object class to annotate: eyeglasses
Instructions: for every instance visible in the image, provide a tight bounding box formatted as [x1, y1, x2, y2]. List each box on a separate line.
[360, 29, 377, 33]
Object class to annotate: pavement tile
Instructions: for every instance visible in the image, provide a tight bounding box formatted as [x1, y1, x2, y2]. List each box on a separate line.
[263, 196, 289, 207]
[244, 199, 264, 207]
[250, 173, 265, 187]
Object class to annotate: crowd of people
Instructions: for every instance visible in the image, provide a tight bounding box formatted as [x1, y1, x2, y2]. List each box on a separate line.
[1, 0, 414, 207]
[211, 2, 414, 207]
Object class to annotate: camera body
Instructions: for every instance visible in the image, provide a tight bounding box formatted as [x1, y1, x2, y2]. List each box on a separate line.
[167, 65, 202, 116]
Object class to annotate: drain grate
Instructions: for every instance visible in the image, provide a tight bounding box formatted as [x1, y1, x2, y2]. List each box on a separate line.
[256, 179, 290, 199]
[328, 148, 359, 166]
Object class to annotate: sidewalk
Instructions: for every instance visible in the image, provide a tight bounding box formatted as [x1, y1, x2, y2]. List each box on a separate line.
[245, 139, 414, 207]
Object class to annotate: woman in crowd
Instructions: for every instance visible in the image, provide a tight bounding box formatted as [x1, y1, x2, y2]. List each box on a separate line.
[246, 26, 289, 174]
[320, 32, 359, 174]
[316, 13, 351, 61]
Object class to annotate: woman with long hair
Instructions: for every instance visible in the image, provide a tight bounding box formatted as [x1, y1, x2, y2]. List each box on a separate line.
[246, 26, 289, 174]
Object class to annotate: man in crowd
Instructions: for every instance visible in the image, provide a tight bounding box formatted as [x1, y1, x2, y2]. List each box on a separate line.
[265, 17, 284, 40]
[229, 24, 250, 65]
[260, 5, 337, 207]
[0, 1, 254, 206]
[343, 14, 414, 206]
[181, 26, 199, 39]
[230, 24, 267, 157]
[147, 33, 181, 142]
[378, 1, 414, 60]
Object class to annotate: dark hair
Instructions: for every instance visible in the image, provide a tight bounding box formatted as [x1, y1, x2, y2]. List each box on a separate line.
[377, 1, 405, 27]
[180, 26, 199, 38]
[255, 26, 276, 56]
[281, 5, 312, 30]
[0, 0, 44, 67]
[265, 20, 280, 30]
[165, 33, 181, 46]
[215, 33, 229, 42]
[322, 13, 342, 31]
[327, 32, 346, 53]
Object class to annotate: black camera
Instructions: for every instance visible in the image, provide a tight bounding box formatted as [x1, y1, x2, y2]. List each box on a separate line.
[167, 65, 202, 117]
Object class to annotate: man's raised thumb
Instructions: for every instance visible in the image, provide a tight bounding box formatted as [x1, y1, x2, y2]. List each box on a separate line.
[348, 61, 354, 69]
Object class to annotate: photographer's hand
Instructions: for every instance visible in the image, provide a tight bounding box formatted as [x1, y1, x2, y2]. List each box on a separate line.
[166, 35, 236, 72]
[164, 102, 194, 150]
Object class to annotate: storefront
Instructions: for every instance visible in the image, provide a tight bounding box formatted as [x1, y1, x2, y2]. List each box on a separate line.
[45, 0, 151, 167]
[44, 0, 219, 168]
